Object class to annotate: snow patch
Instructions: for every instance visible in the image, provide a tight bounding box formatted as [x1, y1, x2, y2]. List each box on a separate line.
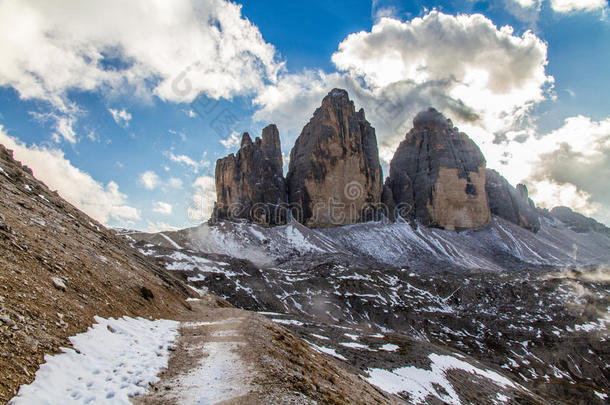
[305, 340, 347, 361]
[159, 233, 182, 250]
[11, 316, 178, 404]
[310, 333, 330, 340]
[365, 353, 518, 404]
[272, 318, 304, 326]
[595, 391, 608, 400]
[339, 341, 369, 350]
[171, 341, 252, 403]
[284, 224, 324, 253]
[379, 343, 400, 352]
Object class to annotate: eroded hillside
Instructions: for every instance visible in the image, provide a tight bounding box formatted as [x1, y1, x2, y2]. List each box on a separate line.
[0, 145, 193, 401]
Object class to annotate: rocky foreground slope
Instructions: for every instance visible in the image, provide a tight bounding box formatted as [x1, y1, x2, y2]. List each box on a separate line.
[0, 145, 407, 404]
[0, 145, 192, 401]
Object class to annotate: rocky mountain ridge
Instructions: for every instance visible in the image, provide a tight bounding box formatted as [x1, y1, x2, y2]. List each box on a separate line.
[213, 124, 287, 225]
[213, 89, 603, 234]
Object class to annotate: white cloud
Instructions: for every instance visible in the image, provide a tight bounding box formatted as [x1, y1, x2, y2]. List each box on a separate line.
[166, 151, 210, 172]
[145, 221, 180, 233]
[139, 171, 159, 190]
[0, 125, 139, 225]
[188, 175, 216, 223]
[29, 111, 79, 143]
[514, 0, 539, 6]
[220, 130, 242, 149]
[550, 0, 607, 13]
[484, 115, 610, 224]
[331, 13, 551, 132]
[86, 130, 98, 142]
[502, 0, 543, 24]
[152, 201, 172, 215]
[0, 0, 282, 139]
[255, 11, 553, 165]
[527, 180, 600, 215]
[505, 0, 607, 21]
[490, 115, 610, 182]
[169, 129, 187, 142]
[54, 116, 77, 143]
[371, 0, 399, 22]
[168, 177, 183, 189]
[108, 108, 132, 127]
[168, 153, 197, 168]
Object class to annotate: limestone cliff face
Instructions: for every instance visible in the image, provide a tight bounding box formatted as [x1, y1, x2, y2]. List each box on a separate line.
[387, 108, 491, 230]
[213, 124, 287, 225]
[485, 169, 541, 232]
[286, 89, 383, 227]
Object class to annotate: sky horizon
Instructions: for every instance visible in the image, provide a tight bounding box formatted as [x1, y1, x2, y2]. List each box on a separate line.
[0, 0, 609, 230]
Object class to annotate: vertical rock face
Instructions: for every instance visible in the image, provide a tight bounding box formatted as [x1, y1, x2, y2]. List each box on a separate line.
[213, 124, 287, 225]
[387, 108, 491, 230]
[286, 89, 383, 228]
[485, 169, 541, 232]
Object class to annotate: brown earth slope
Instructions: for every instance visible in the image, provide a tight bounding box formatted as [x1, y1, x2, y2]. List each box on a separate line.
[136, 300, 401, 405]
[0, 145, 194, 402]
[0, 144, 409, 405]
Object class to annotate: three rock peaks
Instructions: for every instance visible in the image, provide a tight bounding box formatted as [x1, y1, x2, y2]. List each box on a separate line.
[213, 89, 539, 232]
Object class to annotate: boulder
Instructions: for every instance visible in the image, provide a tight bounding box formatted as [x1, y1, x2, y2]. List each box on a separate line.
[286, 89, 383, 227]
[485, 169, 540, 232]
[387, 108, 490, 230]
[213, 124, 287, 225]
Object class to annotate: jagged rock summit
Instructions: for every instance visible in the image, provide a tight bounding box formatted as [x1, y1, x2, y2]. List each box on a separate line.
[486, 169, 541, 232]
[211, 91, 578, 235]
[286, 88, 383, 227]
[386, 108, 491, 230]
[213, 124, 287, 225]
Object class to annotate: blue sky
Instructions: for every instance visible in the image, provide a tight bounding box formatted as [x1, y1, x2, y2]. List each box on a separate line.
[0, 0, 609, 230]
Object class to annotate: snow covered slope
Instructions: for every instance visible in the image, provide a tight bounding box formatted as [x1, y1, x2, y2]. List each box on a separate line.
[130, 215, 610, 272]
[125, 215, 610, 404]
[129, 237, 610, 403]
[10, 317, 179, 405]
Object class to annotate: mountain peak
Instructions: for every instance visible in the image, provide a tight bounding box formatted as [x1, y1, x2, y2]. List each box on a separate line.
[320, 88, 353, 110]
[287, 88, 383, 227]
[413, 107, 453, 129]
